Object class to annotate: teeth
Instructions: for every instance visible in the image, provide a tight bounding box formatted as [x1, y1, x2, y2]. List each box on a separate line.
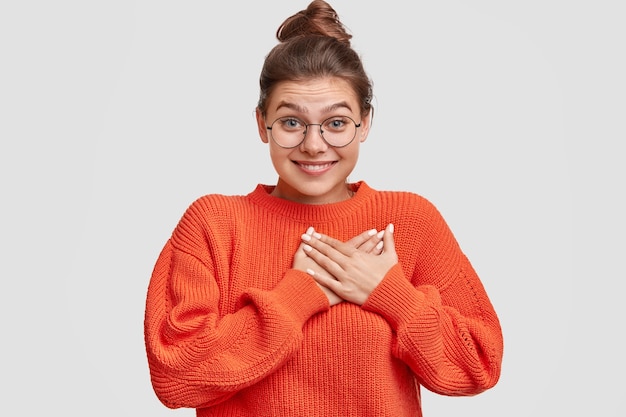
[301, 163, 332, 171]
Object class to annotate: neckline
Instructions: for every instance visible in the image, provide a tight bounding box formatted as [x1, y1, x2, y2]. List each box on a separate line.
[247, 181, 374, 223]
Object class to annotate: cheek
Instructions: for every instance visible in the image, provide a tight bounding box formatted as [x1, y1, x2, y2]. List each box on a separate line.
[340, 143, 360, 160]
[268, 146, 292, 166]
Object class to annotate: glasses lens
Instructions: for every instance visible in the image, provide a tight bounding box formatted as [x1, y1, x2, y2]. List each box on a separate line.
[269, 116, 357, 148]
[270, 117, 305, 148]
[320, 116, 357, 147]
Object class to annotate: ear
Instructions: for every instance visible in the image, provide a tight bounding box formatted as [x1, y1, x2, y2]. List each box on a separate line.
[358, 109, 372, 143]
[256, 108, 269, 144]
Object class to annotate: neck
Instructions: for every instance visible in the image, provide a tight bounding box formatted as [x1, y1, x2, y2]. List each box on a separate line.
[271, 182, 354, 205]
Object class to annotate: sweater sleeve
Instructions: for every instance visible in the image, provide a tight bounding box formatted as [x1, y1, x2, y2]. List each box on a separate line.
[362, 203, 503, 396]
[144, 204, 329, 409]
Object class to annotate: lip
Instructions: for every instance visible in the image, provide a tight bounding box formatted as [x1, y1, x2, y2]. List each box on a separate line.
[293, 160, 337, 176]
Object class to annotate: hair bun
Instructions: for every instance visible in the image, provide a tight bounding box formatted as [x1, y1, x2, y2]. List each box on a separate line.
[276, 0, 352, 45]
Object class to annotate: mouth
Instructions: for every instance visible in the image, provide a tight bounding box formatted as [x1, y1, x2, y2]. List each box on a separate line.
[294, 161, 337, 174]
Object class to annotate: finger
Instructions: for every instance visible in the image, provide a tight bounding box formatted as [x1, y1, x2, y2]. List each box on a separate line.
[381, 223, 396, 255]
[358, 229, 385, 253]
[301, 237, 345, 277]
[302, 232, 337, 255]
[306, 267, 342, 292]
[308, 231, 357, 258]
[298, 227, 316, 256]
[345, 229, 377, 249]
[292, 227, 318, 270]
[374, 239, 384, 254]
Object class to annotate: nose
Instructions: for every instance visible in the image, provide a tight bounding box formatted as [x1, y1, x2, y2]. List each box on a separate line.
[300, 124, 328, 154]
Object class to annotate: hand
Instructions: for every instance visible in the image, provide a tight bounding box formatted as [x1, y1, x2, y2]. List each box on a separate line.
[301, 224, 398, 306]
[292, 227, 343, 306]
[292, 227, 386, 306]
[346, 228, 385, 255]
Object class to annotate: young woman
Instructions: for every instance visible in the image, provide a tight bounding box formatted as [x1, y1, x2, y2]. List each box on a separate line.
[144, 1, 503, 416]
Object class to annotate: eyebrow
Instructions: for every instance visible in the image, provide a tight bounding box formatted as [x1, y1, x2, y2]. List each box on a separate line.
[274, 101, 354, 114]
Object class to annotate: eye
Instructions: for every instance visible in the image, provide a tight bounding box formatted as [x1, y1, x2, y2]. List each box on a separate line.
[323, 116, 349, 132]
[279, 117, 304, 131]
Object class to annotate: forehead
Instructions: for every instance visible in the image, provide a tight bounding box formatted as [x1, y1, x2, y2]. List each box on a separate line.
[267, 77, 359, 115]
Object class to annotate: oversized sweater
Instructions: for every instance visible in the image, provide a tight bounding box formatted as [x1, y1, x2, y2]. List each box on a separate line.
[144, 181, 503, 417]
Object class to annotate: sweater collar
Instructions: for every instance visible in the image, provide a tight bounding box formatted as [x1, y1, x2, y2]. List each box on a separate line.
[247, 181, 375, 222]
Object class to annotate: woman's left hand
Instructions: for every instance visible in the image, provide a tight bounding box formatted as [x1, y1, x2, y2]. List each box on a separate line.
[301, 224, 398, 305]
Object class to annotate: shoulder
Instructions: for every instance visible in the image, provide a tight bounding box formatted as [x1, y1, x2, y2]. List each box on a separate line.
[366, 185, 440, 215]
[174, 192, 251, 234]
[363, 185, 449, 231]
[184, 184, 271, 218]
[187, 193, 248, 215]
[169, 193, 251, 252]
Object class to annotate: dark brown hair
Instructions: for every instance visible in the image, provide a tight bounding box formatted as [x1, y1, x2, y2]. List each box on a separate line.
[257, 0, 373, 119]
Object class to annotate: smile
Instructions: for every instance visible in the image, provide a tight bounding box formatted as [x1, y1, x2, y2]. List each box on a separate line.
[295, 161, 336, 174]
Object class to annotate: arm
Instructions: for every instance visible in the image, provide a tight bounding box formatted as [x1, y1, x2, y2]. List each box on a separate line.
[362, 209, 503, 396]
[144, 207, 328, 409]
[299, 211, 502, 395]
[363, 260, 503, 395]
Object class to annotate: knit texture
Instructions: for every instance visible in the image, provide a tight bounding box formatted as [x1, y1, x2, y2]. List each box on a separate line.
[144, 181, 503, 416]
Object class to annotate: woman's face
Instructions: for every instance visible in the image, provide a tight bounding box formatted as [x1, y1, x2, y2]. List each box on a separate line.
[256, 77, 370, 204]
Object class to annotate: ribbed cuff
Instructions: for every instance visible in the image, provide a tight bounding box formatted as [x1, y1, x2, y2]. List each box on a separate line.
[362, 263, 425, 330]
[271, 269, 330, 326]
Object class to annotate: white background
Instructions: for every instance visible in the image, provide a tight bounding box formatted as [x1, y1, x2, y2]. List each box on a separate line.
[1, 1, 624, 415]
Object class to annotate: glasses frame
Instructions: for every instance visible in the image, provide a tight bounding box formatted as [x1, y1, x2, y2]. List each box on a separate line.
[266, 115, 362, 149]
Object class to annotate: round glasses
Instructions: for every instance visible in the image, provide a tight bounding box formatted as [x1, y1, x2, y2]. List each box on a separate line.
[266, 116, 361, 148]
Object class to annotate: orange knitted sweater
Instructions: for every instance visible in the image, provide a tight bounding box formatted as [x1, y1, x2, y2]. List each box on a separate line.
[144, 181, 503, 416]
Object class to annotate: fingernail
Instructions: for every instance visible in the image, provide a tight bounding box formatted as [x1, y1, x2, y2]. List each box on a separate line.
[306, 268, 315, 276]
[376, 230, 384, 239]
[303, 244, 312, 252]
[313, 232, 322, 239]
[368, 229, 377, 236]
[388, 223, 394, 233]
[306, 226, 314, 235]
[301, 233, 311, 242]
[376, 241, 384, 251]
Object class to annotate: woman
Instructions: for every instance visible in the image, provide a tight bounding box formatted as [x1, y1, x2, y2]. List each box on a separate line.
[144, 1, 503, 415]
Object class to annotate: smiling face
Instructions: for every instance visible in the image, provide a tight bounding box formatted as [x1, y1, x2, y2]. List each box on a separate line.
[256, 77, 370, 204]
